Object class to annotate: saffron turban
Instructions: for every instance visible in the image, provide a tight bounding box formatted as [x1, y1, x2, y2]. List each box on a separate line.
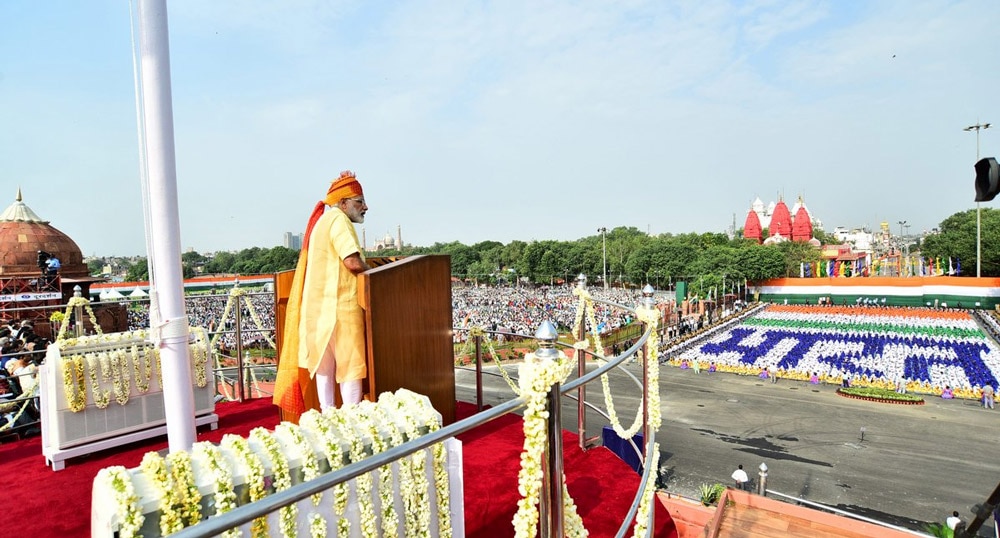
[324, 170, 364, 206]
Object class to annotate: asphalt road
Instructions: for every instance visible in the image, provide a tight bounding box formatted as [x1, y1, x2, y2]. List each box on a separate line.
[456, 361, 1000, 535]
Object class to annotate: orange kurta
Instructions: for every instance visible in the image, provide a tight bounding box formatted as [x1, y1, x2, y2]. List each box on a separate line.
[299, 207, 367, 381]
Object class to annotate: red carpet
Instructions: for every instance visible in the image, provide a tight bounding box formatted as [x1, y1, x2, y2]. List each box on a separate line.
[2, 399, 675, 537]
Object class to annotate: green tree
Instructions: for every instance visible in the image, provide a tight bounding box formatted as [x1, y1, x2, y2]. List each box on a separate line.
[125, 258, 149, 282]
[922, 208, 1000, 276]
[734, 245, 786, 283]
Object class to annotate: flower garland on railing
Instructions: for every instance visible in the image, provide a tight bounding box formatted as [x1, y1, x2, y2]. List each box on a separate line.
[170, 451, 203, 528]
[131, 343, 153, 393]
[299, 410, 351, 537]
[110, 348, 131, 406]
[87, 353, 112, 408]
[631, 443, 660, 538]
[139, 451, 202, 535]
[456, 327, 521, 394]
[96, 389, 452, 538]
[96, 466, 144, 538]
[55, 296, 101, 341]
[276, 423, 323, 506]
[572, 287, 649, 439]
[250, 427, 297, 538]
[350, 401, 400, 537]
[570, 289, 664, 538]
[58, 327, 212, 411]
[222, 433, 269, 538]
[192, 441, 239, 538]
[208, 287, 276, 350]
[63, 355, 87, 412]
[512, 350, 587, 538]
[241, 293, 277, 349]
[191, 326, 210, 388]
[329, 408, 378, 538]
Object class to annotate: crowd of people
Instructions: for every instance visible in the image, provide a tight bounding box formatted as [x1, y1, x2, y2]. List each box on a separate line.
[8, 285, 1000, 405]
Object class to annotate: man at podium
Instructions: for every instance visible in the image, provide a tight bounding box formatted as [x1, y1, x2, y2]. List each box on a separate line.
[274, 171, 372, 420]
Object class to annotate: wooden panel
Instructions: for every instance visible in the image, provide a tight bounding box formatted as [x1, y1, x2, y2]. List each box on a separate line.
[359, 255, 455, 424]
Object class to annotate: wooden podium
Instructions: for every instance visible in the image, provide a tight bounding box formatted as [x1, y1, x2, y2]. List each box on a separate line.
[274, 254, 455, 424]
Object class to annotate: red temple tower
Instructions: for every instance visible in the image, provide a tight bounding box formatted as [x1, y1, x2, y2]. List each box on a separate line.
[769, 199, 792, 238]
[743, 209, 763, 244]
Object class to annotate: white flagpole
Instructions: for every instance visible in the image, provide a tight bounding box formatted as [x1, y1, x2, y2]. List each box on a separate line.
[137, 0, 196, 452]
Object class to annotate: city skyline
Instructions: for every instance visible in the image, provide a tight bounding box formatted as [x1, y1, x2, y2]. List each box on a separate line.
[3, 1, 998, 257]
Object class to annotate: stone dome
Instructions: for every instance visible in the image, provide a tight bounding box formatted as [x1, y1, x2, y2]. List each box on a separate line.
[0, 189, 88, 278]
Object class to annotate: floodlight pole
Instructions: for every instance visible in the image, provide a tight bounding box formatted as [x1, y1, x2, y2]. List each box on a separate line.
[965, 122, 992, 278]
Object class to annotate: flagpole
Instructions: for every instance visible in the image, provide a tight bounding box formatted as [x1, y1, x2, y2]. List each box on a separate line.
[137, 0, 197, 452]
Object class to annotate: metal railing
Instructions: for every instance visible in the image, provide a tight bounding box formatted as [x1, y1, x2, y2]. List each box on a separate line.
[172, 284, 660, 538]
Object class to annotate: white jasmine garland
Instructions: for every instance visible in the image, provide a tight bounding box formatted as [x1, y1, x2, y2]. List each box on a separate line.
[309, 512, 327, 538]
[391, 397, 434, 537]
[139, 452, 184, 535]
[110, 348, 131, 406]
[328, 407, 377, 538]
[299, 410, 351, 537]
[512, 351, 587, 538]
[191, 442, 239, 538]
[350, 401, 400, 538]
[169, 450, 203, 528]
[86, 353, 111, 408]
[55, 296, 100, 341]
[222, 434, 269, 538]
[62, 355, 87, 412]
[190, 326, 210, 387]
[97, 466, 144, 538]
[131, 343, 153, 393]
[458, 327, 521, 393]
[251, 427, 298, 538]
[276, 422, 323, 506]
[631, 443, 660, 538]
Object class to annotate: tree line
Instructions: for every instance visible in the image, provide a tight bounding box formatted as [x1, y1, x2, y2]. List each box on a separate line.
[101, 208, 997, 297]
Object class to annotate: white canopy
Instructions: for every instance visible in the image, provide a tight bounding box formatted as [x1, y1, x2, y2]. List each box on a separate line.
[129, 287, 148, 298]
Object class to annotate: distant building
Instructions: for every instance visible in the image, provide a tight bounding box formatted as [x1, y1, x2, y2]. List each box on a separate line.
[283, 232, 303, 251]
[372, 225, 404, 252]
[742, 195, 821, 246]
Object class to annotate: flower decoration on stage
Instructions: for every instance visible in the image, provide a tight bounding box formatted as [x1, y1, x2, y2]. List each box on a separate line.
[192, 441, 239, 538]
[96, 466, 144, 538]
[221, 433, 269, 538]
[512, 349, 587, 538]
[59, 327, 211, 412]
[250, 427, 298, 538]
[139, 450, 202, 535]
[457, 325, 521, 393]
[569, 287, 663, 538]
[55, 296, 100, 342]
[97, 389, 450, 538]
[299, 409, 351, 536]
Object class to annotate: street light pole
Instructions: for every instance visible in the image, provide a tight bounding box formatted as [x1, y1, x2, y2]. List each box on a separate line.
[597, 227, 608, 290]
[897, 220, 907, 277]
[965, 121, 992, 278]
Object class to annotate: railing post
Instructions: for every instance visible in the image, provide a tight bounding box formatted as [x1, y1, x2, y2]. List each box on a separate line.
[535, 320, 564, 538]
[72, 285, 84, 337]
[758, 463, 768, 495]
[641, 284, 654, 448]
[474, 331, 484, 411]
[575, 273, 590, 451]
[233, 280, 246, 402]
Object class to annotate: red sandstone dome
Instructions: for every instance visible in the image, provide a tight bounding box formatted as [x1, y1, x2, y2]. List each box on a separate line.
[0, 189, 88, 279]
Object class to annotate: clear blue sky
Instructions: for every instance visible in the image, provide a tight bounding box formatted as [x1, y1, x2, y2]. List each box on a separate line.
[2, 1, 998, 256]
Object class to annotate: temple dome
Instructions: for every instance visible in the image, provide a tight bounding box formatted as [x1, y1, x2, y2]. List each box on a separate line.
[0, 189, 88, 278]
